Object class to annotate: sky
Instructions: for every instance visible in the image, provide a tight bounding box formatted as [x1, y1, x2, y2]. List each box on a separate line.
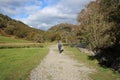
[0, 0, 93, 30]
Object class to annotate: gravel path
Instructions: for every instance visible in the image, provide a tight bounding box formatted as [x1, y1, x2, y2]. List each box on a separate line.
[30, 45, 95, 80]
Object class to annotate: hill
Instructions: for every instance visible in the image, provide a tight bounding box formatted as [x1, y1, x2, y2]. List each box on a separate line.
[48, 23, 79, 32]
[0, 13, 45, 43]
[46, 23, 80, 44]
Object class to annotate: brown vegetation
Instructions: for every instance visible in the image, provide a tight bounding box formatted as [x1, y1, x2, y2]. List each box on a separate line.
[77, 0, 120, 72]
[0, 14, 45, 43]
[47, 23, 80, 46]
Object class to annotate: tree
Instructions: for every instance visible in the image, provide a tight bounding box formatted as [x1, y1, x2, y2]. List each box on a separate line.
[77, 0, 120, 72]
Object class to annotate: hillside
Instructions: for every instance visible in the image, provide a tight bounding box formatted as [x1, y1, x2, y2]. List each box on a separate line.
[46, 23, 80, 44]
[48, 23, 79, 32]
[0, 13, 45, 43]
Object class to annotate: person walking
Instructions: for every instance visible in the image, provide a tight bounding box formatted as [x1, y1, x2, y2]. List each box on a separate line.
[57, 41, 63, 53]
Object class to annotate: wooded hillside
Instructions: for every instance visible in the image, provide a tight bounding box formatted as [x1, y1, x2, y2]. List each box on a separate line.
[47, 23, 80, 45]
[0, 14, 45, 43]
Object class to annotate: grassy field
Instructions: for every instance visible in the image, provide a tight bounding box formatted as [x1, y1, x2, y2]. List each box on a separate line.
[0, 35, 30, 43]
[65, 47, 120, 80]
[0, 35, 47, 49]
[0, 47, 49, 80]
[0, 43, 46, 49]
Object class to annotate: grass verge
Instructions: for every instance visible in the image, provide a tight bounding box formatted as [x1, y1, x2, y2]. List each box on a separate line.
[0, 47, 49, 80]
[0, 35, 30, 43]
[65, 47, 120, 80]
[0, 43, 45, 49]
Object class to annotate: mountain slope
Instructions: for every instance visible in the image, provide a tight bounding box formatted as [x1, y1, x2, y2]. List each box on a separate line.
[0, 13, 45, 43]
[48, 23, 79, 32]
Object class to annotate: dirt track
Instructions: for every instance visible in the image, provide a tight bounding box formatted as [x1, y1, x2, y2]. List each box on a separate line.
[30, 45, 95, 80]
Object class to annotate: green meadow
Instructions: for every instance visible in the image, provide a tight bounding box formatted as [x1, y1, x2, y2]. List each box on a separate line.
[0, 35, 49, 80]
[0, 35, 45, 49]
[0, 35, 30, 43]
[0, 48, 49, 80]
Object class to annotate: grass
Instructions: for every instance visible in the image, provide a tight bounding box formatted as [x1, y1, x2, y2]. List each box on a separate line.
[0, 35, 50, 49]
[0, 43, 45, 49]
[0, 47, 49, 80]
[0, 35, 30, 43]
[65, 47, 120, 80]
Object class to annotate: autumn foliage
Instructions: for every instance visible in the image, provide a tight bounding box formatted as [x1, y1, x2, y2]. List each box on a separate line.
[77, 0, 120, 72]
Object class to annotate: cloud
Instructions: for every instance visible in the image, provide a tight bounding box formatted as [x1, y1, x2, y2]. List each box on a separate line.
[0, 0, 93, 30]
[0, 0, 42, 17]
[20, 5, 77, 30]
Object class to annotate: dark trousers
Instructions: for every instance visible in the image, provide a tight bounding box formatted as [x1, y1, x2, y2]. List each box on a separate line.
[58, 46, 61, 53]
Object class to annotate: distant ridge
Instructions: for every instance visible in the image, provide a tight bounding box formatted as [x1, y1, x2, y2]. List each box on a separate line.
[46, 23, 80, 43]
